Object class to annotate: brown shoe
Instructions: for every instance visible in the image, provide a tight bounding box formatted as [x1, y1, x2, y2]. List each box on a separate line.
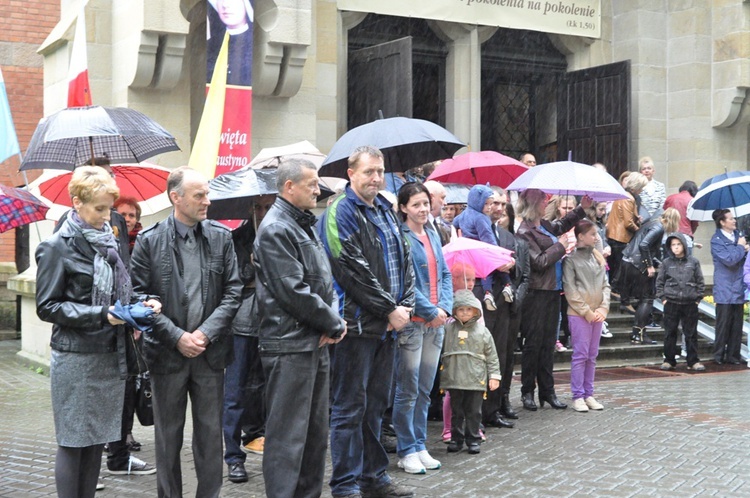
[242, 436, 264, 455]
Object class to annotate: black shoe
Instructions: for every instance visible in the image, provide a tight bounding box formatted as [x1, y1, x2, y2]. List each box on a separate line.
[227, 462, 248, 483]
[467, 443, 481, 455]
[539, 393, 567, 410]
[485, 413, 514, 429]
[521, 392, 537, 411]
[446, 441, 463, 453]
[380, 433, 397, 454]
[500, 395, 519, 419]
[361, 482, 415, 498]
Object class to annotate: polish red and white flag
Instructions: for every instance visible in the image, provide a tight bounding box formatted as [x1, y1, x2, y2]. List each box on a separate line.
[67, 6, 92, 107]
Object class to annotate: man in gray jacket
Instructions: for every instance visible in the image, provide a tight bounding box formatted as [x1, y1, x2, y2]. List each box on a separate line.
[254, 158, 347, 498]
[131, 167, 242, 498]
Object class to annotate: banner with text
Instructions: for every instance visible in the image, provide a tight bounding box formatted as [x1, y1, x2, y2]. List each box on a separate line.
[337, 0, 600, 38]
[205, 0, 254, 177]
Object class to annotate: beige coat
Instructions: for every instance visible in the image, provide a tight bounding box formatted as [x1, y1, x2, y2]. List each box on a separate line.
[562, 246, 610, 321]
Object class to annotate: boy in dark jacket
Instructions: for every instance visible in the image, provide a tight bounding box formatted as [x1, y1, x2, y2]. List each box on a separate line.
[655, 233, 705, 371]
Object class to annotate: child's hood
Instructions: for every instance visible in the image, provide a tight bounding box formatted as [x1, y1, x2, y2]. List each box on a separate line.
[665, 232, 688, 259]
[467, 184, 494, 212]
[452, 289, 482, 323]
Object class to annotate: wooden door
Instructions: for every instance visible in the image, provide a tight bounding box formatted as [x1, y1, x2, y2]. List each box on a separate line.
[558, 60, 630, 178]
[348, 37, 413, 129]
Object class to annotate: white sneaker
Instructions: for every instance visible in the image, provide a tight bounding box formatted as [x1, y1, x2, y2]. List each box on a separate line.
[600, 322, 613, 338]
[502, 285, 514, 303]
[416, 450, 441, 470]
[397, 452, 426, 474]
[584, 396, 604, 410]
[555, 341, 568, 352]
[571, 398, 589, 412]
[484, 292, 497, 311]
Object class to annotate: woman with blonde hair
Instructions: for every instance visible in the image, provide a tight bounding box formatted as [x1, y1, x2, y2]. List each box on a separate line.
[35, 167, 160, 497]
[515, 188, 592, 411]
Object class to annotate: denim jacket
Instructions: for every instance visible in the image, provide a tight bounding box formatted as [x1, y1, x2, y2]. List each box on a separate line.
[402, 224, 453, 322]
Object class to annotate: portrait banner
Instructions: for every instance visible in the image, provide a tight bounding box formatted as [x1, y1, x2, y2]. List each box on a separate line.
[337, 0, 601, 38]
[205, 0, 254, 177]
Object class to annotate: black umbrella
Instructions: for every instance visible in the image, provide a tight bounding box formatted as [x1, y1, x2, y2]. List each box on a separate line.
[319, 117, 465, 178]
[19, 106, 180, 171]
[207, 167, 333, 220]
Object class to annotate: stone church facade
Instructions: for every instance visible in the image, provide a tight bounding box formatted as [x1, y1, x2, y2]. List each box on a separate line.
[10, 0, 750, 362]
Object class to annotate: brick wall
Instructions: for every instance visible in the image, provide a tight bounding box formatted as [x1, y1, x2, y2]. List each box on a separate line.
[0, 0, 60, 269]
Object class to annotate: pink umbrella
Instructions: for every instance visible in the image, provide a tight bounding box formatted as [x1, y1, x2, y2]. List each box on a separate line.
[442, 237, 514, 279]
[427, 150, 528, 187]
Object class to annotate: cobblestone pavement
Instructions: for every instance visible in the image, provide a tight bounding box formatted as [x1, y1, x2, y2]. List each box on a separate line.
[2, 338, 750, 497]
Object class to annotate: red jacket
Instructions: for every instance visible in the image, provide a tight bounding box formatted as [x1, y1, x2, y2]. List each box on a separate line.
[663, 190, 699, 237]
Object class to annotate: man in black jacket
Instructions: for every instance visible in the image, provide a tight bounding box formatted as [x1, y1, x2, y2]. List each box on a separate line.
[131, 167, 242, 498]
[254, 159, 347, 498]
[320, 146, 415, 498]
[480, 188, 529, 427]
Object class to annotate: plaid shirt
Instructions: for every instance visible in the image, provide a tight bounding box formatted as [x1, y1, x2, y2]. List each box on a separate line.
[369, 205, 402, 300]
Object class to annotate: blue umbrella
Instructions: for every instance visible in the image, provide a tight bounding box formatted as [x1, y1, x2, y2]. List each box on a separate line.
[319, 117, 465, 179]
[686, 171, 750, 221]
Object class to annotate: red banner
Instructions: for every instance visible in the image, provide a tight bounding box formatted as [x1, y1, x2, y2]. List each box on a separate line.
[206, 0, 253, 177]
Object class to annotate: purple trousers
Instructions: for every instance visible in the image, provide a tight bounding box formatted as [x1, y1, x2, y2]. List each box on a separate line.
[568, 315, 602, 400]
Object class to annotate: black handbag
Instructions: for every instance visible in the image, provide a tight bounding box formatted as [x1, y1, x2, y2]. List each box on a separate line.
[134, 372, 154, 427]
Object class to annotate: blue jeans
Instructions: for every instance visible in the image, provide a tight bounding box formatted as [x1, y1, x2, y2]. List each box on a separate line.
[392, 323, 444, 458]
[329, 336, 395, 496]
[222, 335, 265, 465]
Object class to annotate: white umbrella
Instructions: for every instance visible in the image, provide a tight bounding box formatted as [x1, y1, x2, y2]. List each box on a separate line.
[506, 160, 629, 201]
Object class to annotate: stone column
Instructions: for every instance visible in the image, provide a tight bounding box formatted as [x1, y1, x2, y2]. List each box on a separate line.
[429, 22, 496, 151]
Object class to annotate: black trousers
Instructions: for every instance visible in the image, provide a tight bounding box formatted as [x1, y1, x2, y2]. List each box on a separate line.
[262, 347, 330, 498]
[663, 302, 700, 367]
[521, 289, 559, 397]
[607, 239, 627, 292]
[107, 375, 136, 469]
[714, 303, 744, 363]
[449, 389, 483, 446]
[475, 286, 518, 420]
[151, 355, 224, 498]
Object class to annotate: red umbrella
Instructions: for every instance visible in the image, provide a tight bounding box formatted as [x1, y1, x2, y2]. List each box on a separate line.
[0, 185, 49, 233]
[427, 150, 528, 188]
[34, 163, 170, 207]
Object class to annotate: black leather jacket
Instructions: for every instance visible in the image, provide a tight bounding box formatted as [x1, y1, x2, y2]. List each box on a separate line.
[622, 211, 665, 271]
[320, 188, 415, 339]
[254, 197, 345, 354]
[230, 222, 259, 337]
[494, 226, 531, 314]
[130, 216, 242, 374]
[35, 221, 129, 374]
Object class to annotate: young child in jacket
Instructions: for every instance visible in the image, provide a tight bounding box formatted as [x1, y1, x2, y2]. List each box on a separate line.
[441, 289, 500, 455]
[562, 219, 610, 412]
[452, 184, 513, 310]
[656, 232, 706, 371]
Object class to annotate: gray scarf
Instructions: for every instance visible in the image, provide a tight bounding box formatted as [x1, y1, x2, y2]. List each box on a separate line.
[68, 210, 132, 307]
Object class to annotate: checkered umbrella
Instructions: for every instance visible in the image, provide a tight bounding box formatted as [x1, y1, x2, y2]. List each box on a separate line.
[0, 185, 49, 233]
[19, 106, 180, 171]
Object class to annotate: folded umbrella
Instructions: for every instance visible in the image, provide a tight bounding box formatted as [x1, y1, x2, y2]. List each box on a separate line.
[110, 300, 155, 334]
[442, 237, 514, 279]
